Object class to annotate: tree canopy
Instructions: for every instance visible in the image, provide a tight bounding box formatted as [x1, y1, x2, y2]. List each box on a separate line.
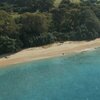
[0, 0, 100, 54]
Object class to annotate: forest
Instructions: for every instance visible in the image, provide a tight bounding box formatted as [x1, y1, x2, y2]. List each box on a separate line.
[0, 0, 100, 54]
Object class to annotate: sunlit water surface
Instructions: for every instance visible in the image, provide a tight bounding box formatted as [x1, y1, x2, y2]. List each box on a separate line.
[0, 49, 100, 100]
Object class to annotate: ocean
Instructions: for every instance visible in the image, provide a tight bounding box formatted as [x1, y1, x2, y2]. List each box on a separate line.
[0, 48, 100, 100]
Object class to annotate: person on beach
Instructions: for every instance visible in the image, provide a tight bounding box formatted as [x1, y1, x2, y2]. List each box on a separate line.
[62, 53, 64, 55]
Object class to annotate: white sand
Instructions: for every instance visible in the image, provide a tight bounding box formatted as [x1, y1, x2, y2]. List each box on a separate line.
[0, 38, 100, 67]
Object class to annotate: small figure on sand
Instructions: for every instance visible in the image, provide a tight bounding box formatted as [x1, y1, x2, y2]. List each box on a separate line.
[62, 53, 64, 55]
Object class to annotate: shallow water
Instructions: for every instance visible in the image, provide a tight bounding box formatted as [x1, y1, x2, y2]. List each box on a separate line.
[0, 49, 100, 100]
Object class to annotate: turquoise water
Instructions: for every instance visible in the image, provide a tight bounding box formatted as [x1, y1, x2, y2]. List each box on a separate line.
[0, 49, 100, 100]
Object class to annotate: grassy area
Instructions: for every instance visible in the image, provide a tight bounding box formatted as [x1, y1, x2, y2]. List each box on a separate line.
[54, 0, 62, 7]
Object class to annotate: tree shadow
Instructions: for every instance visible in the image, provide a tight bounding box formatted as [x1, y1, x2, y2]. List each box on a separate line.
[0, 50, 22, 59]
[0, 53, 14, 59]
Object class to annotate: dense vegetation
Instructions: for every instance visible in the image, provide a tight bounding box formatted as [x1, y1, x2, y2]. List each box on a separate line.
[0, 0, 100, 54]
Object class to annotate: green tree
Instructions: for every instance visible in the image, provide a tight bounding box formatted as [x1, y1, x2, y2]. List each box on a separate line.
[0, 10, 19, 38]
[19, 12, 50, 47]
[0, 36, 21, 54]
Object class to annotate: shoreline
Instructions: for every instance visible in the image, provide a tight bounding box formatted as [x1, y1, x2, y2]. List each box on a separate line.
[0, 38, 100, 67]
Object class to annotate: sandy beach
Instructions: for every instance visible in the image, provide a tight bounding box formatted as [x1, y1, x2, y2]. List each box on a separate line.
[0, 38, 100, 67]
